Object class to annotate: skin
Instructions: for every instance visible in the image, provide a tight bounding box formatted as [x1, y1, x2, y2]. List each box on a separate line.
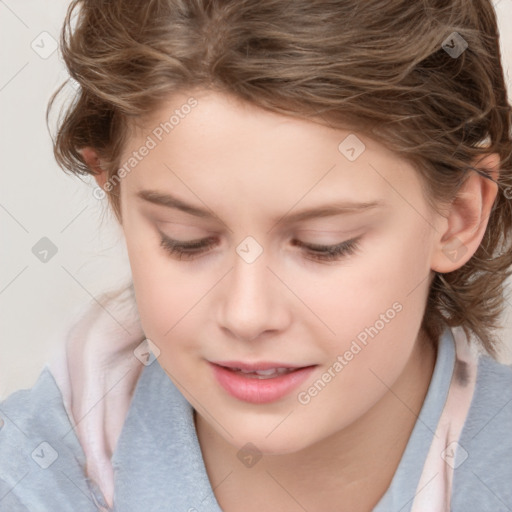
[81, 89, 500, 511]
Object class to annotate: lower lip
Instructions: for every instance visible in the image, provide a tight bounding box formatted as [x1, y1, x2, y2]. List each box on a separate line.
[209, 363, 317, 404]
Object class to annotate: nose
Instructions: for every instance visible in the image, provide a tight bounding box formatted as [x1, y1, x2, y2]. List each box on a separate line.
[217, 248, 290, 342]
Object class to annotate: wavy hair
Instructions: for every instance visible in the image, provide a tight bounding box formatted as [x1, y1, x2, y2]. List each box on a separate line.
[47, 0, 512, 358]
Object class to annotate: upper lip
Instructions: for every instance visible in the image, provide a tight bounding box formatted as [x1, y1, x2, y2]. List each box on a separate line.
[211, 361, 314, 371]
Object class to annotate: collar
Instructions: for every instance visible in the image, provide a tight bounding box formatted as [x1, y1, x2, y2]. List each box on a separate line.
[111, 356, 223, 511]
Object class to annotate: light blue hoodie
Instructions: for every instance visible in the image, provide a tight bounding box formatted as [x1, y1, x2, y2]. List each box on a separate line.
[1, 325, 511, 511]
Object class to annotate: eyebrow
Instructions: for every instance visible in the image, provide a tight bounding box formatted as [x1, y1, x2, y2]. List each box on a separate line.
[136, 189, 384, 224]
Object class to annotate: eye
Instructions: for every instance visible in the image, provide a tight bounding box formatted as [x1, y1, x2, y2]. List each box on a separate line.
[291, 237, 362, 262]
[159, 235, 218, 260]
[159, 234, 362, 262]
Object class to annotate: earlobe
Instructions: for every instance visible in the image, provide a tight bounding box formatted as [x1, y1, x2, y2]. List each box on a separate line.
[79, 146, 107, 188]
[430, 153, 500, 273]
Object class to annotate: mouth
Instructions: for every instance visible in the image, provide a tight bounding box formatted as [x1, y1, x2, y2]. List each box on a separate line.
[209, 360, 318, 403]
[212, 360, 312, 377]
[214, 365, 305, 379]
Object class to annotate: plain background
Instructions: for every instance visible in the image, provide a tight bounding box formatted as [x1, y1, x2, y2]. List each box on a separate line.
[1, 0, 512, 399]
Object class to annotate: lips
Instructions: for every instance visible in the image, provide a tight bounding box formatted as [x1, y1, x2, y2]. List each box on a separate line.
[209, 360, 317, 403]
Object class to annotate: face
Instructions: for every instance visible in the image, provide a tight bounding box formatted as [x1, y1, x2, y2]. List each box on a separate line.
[117, 89, 441, 454]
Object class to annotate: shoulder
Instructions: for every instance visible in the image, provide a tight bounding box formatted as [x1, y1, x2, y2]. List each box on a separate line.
[464, 354, 512, 434]
[0, 367, 66, 474]
[0, 367, 98, 511]
[452, 355, 512, 511]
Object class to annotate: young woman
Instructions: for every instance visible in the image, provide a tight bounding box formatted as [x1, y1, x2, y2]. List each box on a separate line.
[1, 0, 511, 510]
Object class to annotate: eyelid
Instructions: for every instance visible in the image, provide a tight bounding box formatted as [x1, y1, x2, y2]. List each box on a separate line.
[150, 211, 223, 232]
[157, 231, 358, 250]
[159, 232, 216, 247]
[154, 221, 218, 240]
[158, 231, 363, 263]
[293, 238, 353, 250]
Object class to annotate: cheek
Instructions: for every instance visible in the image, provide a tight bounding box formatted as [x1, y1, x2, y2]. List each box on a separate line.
[124, 228, 230, 378]
[122, 223, 198, 344]
[291, 225, 432, 349]
[293, 259, 428, 435]
[286, 225, 434, 420]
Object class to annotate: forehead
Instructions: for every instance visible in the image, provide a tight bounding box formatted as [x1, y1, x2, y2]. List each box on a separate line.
[121, 90, 422, 214]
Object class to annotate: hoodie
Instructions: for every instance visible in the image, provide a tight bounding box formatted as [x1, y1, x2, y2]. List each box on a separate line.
[0, 283, 511, 511]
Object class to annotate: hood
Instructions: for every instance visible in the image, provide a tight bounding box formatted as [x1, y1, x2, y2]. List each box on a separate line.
[47, 282, 146, 510]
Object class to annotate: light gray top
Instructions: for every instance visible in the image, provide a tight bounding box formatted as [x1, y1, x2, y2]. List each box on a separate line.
[1, 325, 511, 511]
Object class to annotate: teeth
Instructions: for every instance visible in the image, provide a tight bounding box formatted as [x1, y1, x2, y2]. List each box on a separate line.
[233, 367, 294, 378]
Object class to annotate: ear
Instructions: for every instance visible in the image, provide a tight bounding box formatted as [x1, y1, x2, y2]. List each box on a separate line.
[79, 147, 107, 189]
[430, 153, 500, 273]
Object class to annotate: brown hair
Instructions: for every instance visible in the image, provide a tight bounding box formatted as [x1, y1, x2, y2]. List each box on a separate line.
[47, 0, 512, 358]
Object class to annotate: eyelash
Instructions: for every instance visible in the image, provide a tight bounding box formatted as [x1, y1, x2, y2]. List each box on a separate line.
[159, 235, 361, 262]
